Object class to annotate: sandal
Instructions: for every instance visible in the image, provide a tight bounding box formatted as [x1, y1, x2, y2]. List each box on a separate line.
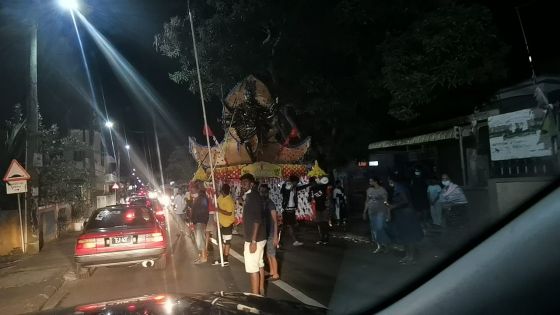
[267, 275, 280, 281]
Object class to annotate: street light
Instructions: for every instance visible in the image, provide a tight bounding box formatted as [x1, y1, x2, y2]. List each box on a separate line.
[58, 0, 79, 11]
[105, 120, 114, 129]
[125, 144, 130, 150]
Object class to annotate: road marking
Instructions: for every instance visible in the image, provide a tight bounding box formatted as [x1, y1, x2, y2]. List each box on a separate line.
[210, 238, 326, 308]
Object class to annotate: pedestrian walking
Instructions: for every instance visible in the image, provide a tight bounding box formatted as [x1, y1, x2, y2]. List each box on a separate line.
[212, 184, 235, 266]
[310, 177, 330, 245]
[362, 177, 390, 253]
[174, 189, 187, 222]
[427, 177, 443, 227]
[333, 181, 347, 226]
[280, 175, 309, 246]
[259, 184, 280, 281]
[385, 176, 424, 265]
[191, 181, 209, 264]
[240, 173, 267, 295]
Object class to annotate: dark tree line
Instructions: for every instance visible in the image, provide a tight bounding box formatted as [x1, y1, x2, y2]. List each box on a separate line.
[154, 0, 509, 168]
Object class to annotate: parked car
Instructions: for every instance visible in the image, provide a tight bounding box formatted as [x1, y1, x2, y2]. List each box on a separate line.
[74, 205, 168, 278]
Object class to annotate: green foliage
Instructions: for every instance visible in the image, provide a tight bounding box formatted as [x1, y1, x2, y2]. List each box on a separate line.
[155, 0, 510, 168]
[165, 146, 196, 183]
[38, 130, 91, 205]
[381, 4, 509, 121]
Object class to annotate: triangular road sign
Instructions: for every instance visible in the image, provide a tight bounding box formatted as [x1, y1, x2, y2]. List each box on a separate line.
[3, 159, 31, 182]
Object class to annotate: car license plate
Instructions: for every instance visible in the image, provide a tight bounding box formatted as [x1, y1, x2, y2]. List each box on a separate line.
[111, 236, 132, 245]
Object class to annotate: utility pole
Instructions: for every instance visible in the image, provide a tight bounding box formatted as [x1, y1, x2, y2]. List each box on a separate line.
[25, 21, 40, 254]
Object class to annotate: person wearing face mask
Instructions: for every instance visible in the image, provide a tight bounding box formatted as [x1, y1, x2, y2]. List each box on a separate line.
[280, 175, 309, 246]
[438, 174, 468, 228]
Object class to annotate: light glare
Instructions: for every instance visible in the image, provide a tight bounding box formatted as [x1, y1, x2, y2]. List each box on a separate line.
[58, 0, 79, 10]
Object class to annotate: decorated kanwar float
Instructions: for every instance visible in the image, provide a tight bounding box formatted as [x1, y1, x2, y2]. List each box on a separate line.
[189, 75, 327, 222]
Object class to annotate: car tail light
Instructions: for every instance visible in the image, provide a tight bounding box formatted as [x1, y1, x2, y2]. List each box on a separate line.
[76, 237, 98, 255]
[140, 230, 165, 249]
[146, 232, 164, 242]
[155, 209, 164, 216]
[125, 210, 136, 220]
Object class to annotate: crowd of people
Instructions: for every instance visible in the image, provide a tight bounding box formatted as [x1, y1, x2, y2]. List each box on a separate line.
[362, 169, 470, 264]
[170, 173, 347, 295]
[170, 167, 469, 293]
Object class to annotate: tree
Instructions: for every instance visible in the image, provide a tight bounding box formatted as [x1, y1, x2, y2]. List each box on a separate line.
[165, 146, 196, 183]
[38, 131, 91, 206]
[381, 4, 509, 121]
[154, 0, 510, 168]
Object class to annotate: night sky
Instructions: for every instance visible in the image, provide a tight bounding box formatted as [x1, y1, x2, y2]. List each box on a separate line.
[0, 0, 558, 164]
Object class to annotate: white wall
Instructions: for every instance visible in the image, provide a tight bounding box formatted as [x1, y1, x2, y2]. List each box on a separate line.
[488, 177, 555, 218]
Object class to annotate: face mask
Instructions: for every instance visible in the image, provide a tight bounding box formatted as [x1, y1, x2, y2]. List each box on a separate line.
[442, 180, 450, 186]
[414, 171, 421, 176]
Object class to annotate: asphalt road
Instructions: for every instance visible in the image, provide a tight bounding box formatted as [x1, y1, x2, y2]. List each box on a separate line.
[41, 214, 455, 314]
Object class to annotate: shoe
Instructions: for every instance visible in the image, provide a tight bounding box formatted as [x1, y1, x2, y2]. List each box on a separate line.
[212, 260, 221, 265]
[373, 245, 383, 254]
[315, 241, 323, 245]
[293, 241, 304, 246]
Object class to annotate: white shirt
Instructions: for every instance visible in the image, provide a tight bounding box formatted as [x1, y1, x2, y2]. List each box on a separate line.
[288, 190, 296, 208]
[174, 194, 186, 214]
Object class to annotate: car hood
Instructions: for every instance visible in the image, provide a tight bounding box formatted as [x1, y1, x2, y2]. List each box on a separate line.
[32, 291, 327, 314]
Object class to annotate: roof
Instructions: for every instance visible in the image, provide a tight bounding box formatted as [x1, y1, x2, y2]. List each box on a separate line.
[368, 127, 462, 150]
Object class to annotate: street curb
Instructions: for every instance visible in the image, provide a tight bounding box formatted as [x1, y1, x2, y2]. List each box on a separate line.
[35, 267, 71, 312]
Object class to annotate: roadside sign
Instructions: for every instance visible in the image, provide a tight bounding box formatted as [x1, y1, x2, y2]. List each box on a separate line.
[3, 159, 31, 182]
[33, 153, 43, 167]
[112, 183, 120, 189]
[6, 180, 28, 194]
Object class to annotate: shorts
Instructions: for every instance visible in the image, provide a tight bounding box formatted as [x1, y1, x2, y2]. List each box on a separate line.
[244, 240, 266, 273]
[220, 225, 233, 244]
[266, 236, 276, 256]
[206, 214, 217, 233]
[282, 209, 296, 226]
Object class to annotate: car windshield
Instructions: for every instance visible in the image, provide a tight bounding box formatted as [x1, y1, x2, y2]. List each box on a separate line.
[85, 207, 155, 230]
[1, 0, 559, 314]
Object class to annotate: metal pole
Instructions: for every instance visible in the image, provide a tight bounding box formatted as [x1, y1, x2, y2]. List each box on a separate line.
[17, 194, 25, 253]
[515, 7, 537, 83]
[26, 21, 39, 254]
[458, 127, 467, 186]
[152, 118, 165, 193]
[188, 8, 224, 267]
[24, 140, 28, 250]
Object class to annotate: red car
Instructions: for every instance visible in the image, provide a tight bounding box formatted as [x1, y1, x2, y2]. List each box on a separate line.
[74, 205, 168, 278]
[128, 196, 167, 227]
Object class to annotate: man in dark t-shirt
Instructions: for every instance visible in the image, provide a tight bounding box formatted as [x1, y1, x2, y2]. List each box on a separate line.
[240, 173, 266, 295]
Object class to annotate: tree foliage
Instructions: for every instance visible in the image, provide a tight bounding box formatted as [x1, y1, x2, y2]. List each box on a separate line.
[381, 4, 509, 121]
[155, 0, 509, 168]
[165, 146, 196, 183]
